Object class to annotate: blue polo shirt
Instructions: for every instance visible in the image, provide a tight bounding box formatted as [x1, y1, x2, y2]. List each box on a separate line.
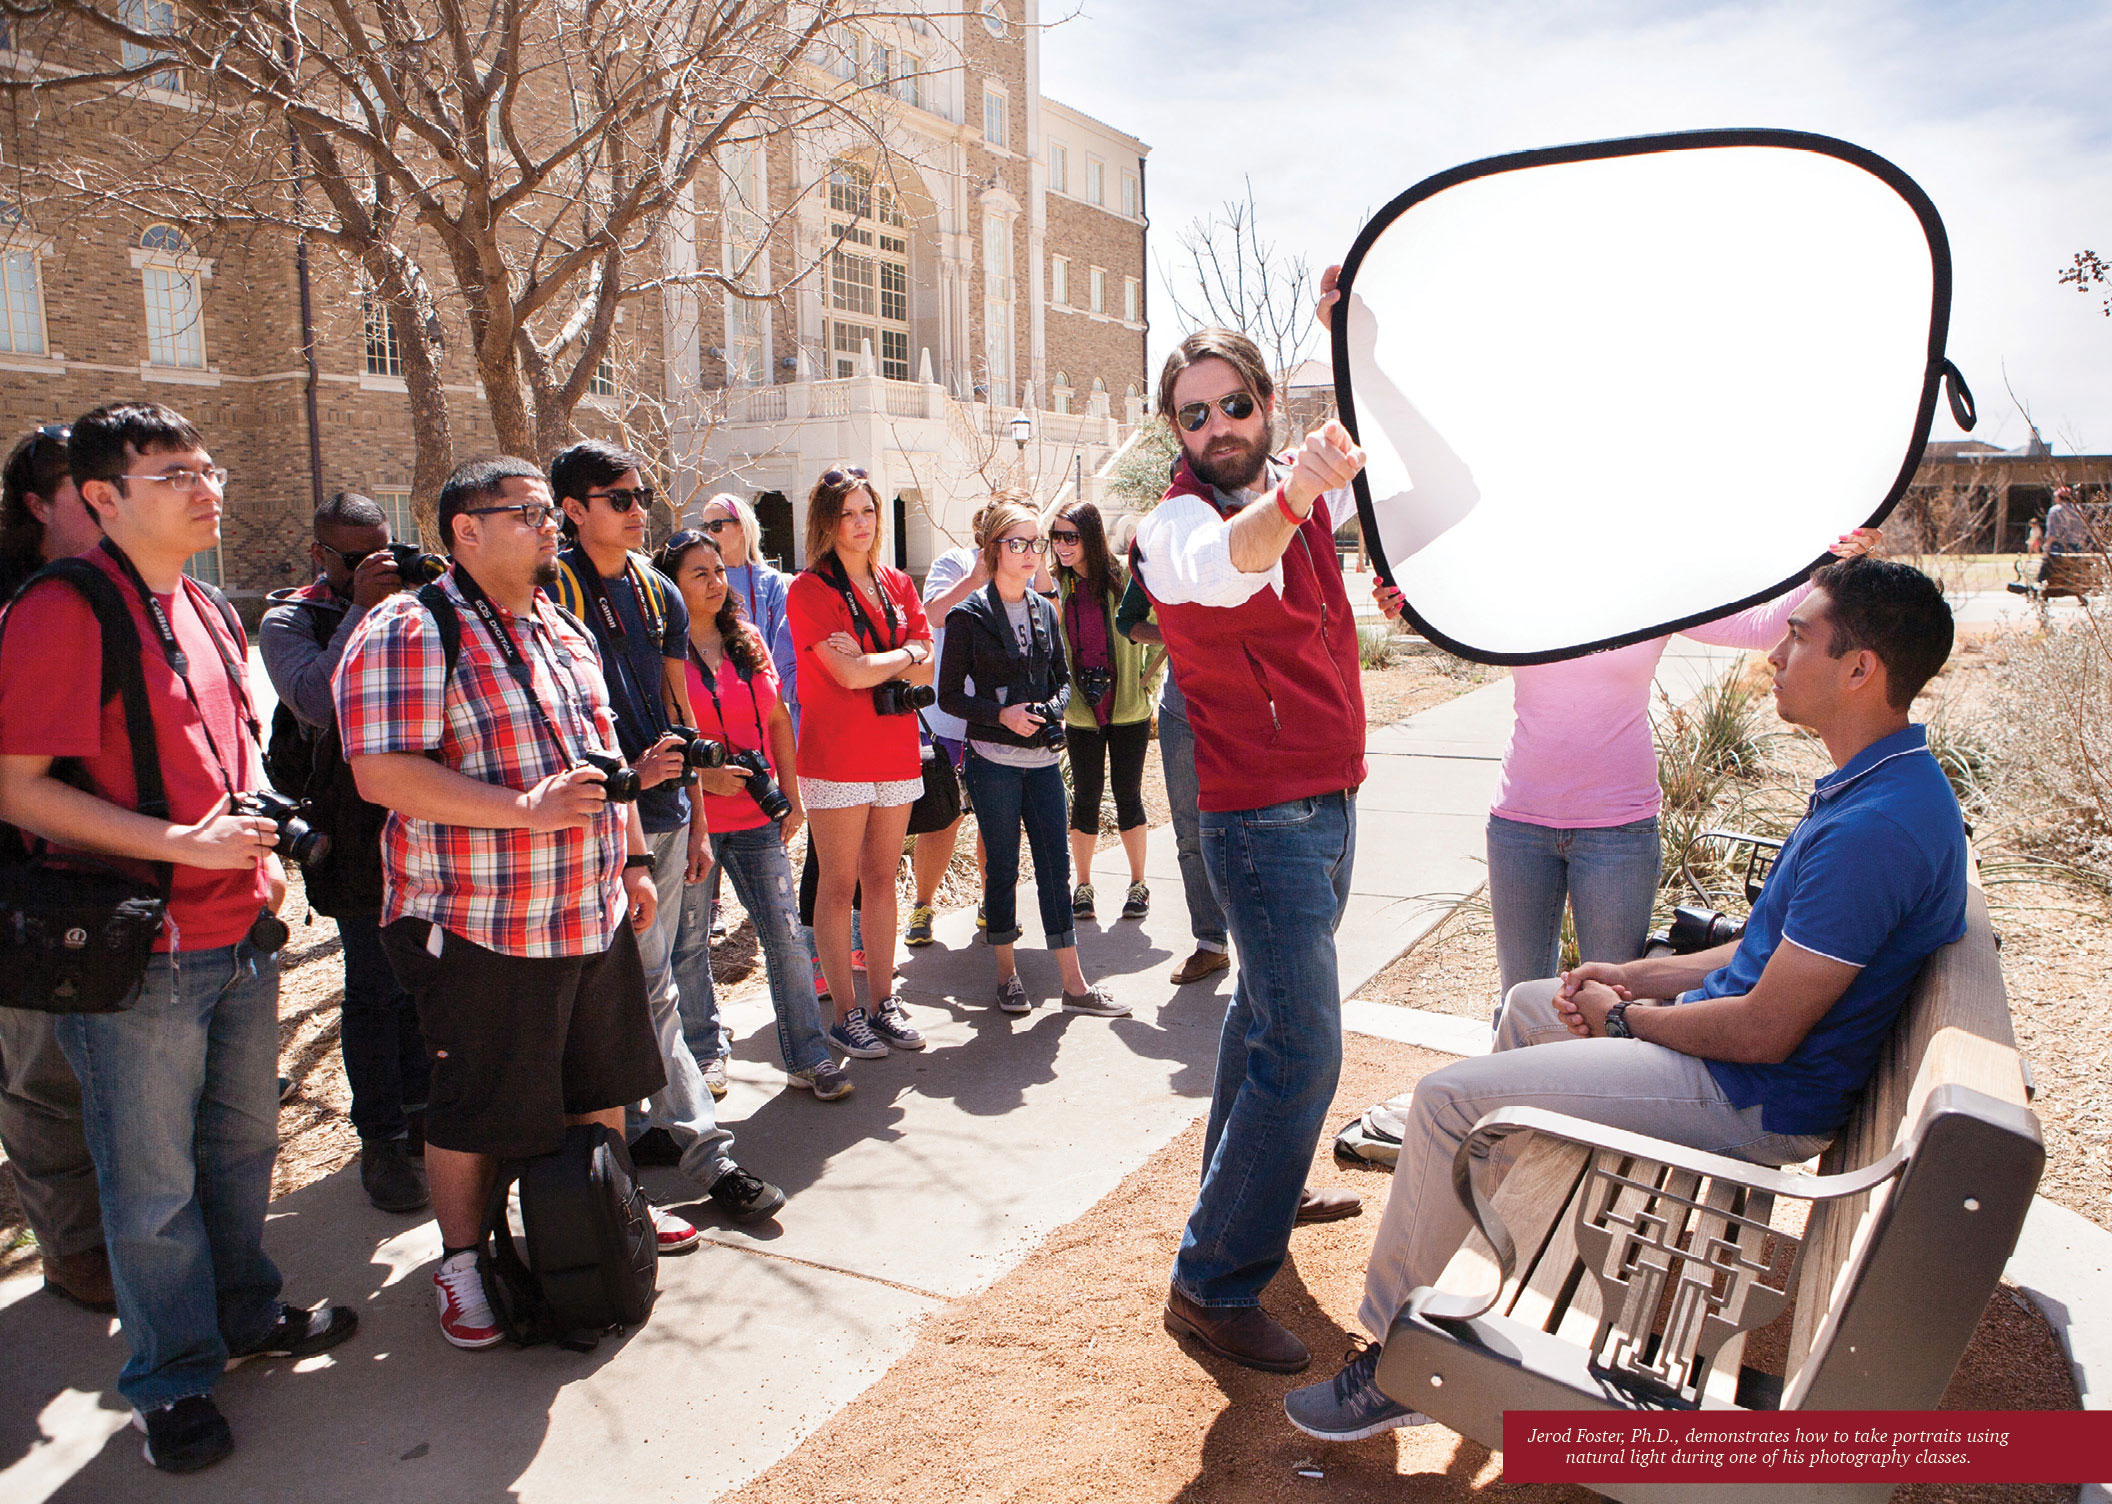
[1698, 725, 1968, 1136]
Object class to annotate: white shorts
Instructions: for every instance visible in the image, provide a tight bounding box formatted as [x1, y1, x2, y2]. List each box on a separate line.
[799, 774, 924, 810]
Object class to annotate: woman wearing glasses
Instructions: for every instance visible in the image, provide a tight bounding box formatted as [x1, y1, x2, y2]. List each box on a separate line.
[939, 496, 1125, 1016]
[1048, 501, 1164, 923]
[685, 493, 799, 731]
[785, 469, 934, 1059]
[657, 529, 852, 1101]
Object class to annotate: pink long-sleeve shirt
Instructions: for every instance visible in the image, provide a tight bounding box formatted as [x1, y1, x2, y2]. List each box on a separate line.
[1490, 586, 1810, 829]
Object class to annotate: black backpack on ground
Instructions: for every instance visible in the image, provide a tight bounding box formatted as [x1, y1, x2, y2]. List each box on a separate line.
[476, 1123, 659, 1351]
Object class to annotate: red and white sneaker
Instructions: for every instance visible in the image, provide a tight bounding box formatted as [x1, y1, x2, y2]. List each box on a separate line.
[651, 1204, 701, 1255]
[850, 948, 868, 973]
[433, 1250, 503, 1349]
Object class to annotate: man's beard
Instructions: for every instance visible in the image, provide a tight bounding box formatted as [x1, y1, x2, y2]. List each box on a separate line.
[1188, 430, 1270, 494]
[534, 558, 560, 588]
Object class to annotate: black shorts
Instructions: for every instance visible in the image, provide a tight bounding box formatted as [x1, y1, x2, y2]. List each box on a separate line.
[381, 918, 666, 1159]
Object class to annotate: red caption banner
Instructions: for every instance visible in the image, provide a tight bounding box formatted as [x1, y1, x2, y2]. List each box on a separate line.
[1502, 1410, 2112, 1484]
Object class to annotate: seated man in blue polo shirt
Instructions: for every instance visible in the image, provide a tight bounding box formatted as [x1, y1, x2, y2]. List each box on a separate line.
[1288, 555, 1967, 1442]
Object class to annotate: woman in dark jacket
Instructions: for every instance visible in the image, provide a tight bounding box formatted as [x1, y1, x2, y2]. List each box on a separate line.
[939, 496, 1125, 1018]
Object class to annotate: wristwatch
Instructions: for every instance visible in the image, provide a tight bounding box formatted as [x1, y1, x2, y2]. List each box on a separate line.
[624, 854, 655, 871]
[1604, 1001, 1634, 1039]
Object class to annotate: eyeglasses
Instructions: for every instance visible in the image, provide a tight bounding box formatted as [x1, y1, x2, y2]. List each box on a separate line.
[1048, 528, 1081, 545]
[820, 467, 869, 488]
[118, 466, 229, 495]
[700, 517, 737, 534]
[319, 541, 378, 570]
[587, 485, 655, 513]
[1175, 391, 1258, 433]
[467, 502, 559, 529]
[999, 536, 1048, 555]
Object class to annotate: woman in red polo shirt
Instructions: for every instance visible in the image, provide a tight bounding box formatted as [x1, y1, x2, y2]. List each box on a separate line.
[786, 469, 934, 1060]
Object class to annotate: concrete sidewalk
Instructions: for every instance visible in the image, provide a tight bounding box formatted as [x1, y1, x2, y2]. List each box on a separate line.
[6, 636, 2096, 1503]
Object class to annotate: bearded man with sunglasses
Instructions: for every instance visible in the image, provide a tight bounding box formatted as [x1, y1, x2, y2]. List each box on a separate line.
[1136, 329, 1371, 1375]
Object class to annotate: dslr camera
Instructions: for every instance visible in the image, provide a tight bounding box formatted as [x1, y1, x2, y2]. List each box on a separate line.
[578, 751, 642, 803]
[872, 680, 937, 717]
[726, 747, 792, 822]
[1073, 665, 1115, 705]
[1020, 701, 1067, 751]
[387, 542, 450, 586]
[233, 791, 330, 867]
[663, 726, 728, 786]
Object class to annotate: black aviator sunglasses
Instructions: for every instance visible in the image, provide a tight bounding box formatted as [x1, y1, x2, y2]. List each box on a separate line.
[1175, 391, 1258, 432]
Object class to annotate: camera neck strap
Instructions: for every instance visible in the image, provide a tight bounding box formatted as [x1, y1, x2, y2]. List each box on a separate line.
[686, 638, 769, 751]
[819, 553, 900, 654]
[449, 567, 585, 768]
[568, 552, 669, 740]
[99, 539, 256, 802]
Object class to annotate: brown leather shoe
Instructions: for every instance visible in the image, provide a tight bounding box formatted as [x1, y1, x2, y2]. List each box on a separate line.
[41, 1247, 117, 1314]
[1163, 1285, 1310, 1373]
[1296, 1185, 1364, 1225]
[1170, 947, 1231, 985]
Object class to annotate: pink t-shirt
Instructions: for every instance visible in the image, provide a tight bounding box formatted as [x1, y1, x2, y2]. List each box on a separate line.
[683, 637, 782, 834]
[1490, 586, 1810, 829]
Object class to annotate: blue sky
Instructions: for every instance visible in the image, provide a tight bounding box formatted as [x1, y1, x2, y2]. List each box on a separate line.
[1040, 0, 2112, 450]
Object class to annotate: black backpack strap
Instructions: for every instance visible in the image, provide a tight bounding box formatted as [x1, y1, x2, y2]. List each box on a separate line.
[415, 583, 463, 686]
[475, 1163, 539, 1347]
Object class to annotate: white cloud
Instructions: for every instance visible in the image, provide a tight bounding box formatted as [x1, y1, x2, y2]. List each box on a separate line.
[1041, 0, 2112, 448]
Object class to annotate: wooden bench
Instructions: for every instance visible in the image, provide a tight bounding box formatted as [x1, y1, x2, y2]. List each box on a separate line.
[1375, 867, 2043, 1504]
[2009, 552, 2108, 604]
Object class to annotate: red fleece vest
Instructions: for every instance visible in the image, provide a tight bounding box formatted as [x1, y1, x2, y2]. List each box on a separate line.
[1137, 458, 1366, 813]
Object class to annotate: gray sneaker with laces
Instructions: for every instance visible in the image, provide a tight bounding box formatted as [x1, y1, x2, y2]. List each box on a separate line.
[1061, 985, 1129, 1017]
[787, 1060, 855, 1099]
[996, 973, 1031, 1014]
[868, 998, 926, 1050]
[1283, 1342, 1434, 1442]
[825, 1007, 889, 1059]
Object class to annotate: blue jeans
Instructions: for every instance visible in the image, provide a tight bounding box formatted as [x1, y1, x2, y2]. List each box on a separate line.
[1485, 813, 1661, 1001]
[55, 941, 286, 1411]
[631, 824, 734, 1187]
[1175, 791, 1356, 1308]
[962, 753, 1075, 949]
[1157, 704, 1227, 954]
[336, 912, 428, 1143]
[673, 824, 832, 1074]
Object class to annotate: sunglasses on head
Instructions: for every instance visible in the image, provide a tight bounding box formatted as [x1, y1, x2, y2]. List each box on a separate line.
[820, 467, 869, 488]
[1175, 391, 1258, 432]
[587, 485, 655, 512]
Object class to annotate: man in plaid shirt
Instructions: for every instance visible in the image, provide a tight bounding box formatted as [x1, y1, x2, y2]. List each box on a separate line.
[336, 457, 731, 1350]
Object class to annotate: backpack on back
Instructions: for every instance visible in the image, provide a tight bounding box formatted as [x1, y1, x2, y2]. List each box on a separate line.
[476, 1122, 658, 1351]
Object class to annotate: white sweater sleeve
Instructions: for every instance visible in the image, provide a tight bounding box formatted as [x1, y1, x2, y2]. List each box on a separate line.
[1133, 484, 1357, 609]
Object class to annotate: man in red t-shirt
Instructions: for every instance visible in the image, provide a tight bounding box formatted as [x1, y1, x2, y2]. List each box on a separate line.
[0, 403, 357, 1474]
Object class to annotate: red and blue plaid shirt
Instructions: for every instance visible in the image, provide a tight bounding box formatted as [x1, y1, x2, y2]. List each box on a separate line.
[334, 567, 627, 958]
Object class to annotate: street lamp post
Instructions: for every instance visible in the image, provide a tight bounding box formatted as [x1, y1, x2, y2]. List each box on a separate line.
[1010, 410, 1033, 485]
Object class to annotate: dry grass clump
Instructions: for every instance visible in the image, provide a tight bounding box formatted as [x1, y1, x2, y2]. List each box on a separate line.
[1979, 617, 2112, 882]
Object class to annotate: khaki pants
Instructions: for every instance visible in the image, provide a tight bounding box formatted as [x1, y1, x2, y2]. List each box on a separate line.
[0, 1005, 104, 1261]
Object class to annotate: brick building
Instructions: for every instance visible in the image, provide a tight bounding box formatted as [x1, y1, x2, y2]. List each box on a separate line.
[0, 0, 1148, 603]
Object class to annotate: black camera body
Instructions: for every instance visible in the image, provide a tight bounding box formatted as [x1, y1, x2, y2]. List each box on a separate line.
[664, 726, 728, 785]
[387, 542, 449, 586]
[872, 680, 937, 717]
[727, 747, 792, 822]
[234, 790, 330, 867]
[1021, 701, 1067, 750]
[579, 751, 642, 803]
[1666, 903, 1744, 953]
[1073, 665, 1114, 705]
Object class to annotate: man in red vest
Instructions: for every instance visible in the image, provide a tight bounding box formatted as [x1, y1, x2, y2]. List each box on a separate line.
[1136, 329, 1370, 1373]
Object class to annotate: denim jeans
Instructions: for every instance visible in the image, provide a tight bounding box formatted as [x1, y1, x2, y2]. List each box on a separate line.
[336, 911, 429, 1144]
[1175, 790, 1356, 1308]
[672, 824, 832, 1074]
[1157, 703, 1227, 954]
[55, 941, 286, 1411]
[631, 823, 734, 1187]
[1485, 813, 1661, 1001]
[962, 753, 1076, 949]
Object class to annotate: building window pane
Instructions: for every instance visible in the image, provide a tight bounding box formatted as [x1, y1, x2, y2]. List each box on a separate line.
[1122, 172, 1139, 219]
[183, 546, 222, 588]
[729, 296, 764, 385]
[1050, 256, 1067, 307]
[1124, 276, 1139, 323]
[1087, 158, 1104, 206]
[831, 251, 876, 315]
[0, 250, 46, 355]
[1050, 143, 1067, 195]
[363, 290, 403, 375]
[589, 357, 616, 397]
[879, 259, 907, 323]
[897, 55, 922, 109]
[880, 328, 909, 382]
[1089, 266, 1105, 315]
[373, 490, 420, 547]
[143, 264, 205, 368]
[120, 0, 180, 91]
[828, 161, 872, 220]
[983, 89, 1007, 149]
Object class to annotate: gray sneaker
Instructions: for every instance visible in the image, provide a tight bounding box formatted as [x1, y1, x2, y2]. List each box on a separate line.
[869, 998, 926, 1050]
[787, 1061, 855, 1100]
[1283, 1342, 1434, 1442]
[701, 1054, 729, 1099]
[826, 1008, 889, 1059]
[1061, 985, 1130, 1017]
[996, 973, 1031, 1013]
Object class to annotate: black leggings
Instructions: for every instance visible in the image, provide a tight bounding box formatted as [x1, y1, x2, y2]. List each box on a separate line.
[1067, 718, 1151, 834]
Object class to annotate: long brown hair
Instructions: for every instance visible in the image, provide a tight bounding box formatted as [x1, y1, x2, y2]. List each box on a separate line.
[1053, 500, 1123, 603]
[803, 470, 885, 575]
[654, 530, 766, 677]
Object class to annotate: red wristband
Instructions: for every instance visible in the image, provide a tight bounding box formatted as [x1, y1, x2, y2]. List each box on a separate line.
[1275, 484, 1310, 526]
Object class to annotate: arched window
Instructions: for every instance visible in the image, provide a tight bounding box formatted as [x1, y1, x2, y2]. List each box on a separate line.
[824, 158, 910, 380]
[140, 223, 192, 255]
[1052, 370, 1071, 416]
[0, 202, 47, 356]
[1090, 376, 1105, 393]
[138, 224, 205, 369]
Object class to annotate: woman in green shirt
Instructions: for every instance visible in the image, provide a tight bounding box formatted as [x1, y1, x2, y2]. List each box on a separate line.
[1050, 501, 1165, 922]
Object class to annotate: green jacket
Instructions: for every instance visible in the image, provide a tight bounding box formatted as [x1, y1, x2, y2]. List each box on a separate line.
[1056, 572, 1165, 728]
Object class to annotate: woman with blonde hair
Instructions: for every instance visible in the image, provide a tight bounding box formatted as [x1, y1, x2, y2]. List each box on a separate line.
[785, 469, 936, 1058]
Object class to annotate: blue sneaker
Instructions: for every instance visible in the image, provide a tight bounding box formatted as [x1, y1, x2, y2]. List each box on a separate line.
[1283, 1342, 1434, 1442]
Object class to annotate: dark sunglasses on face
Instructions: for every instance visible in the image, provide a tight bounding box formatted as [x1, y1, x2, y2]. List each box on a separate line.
[700, 517, 737, 533]
[319, 541, 379, 571]
[467, 502, 558, 528]
[820, 467, 869, 487]
[1048, 528, 1081, 545]
[588, 485, 655, 512]
[1175, 391, 1258, 432]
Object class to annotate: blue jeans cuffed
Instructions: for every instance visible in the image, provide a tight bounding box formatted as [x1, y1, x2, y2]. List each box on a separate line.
[962, 753, 1075, 949]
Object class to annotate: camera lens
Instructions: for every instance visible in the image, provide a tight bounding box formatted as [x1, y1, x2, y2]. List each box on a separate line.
[280, 817, 331, 867]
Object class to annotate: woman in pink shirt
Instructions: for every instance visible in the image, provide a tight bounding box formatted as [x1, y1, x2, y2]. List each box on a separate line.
[1378, 531, 1877, 1001]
